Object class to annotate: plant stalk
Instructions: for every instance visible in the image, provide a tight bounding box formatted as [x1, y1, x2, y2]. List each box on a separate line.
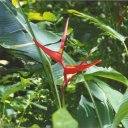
[82, 75, 103, 128]
[122, 41, 128, 56]
[0, 102, 5, 127]
[16, 0, 61, 108]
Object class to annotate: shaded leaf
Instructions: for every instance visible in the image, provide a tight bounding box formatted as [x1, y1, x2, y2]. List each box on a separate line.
[0, 82, 26, 100]
[68, 9, 125, 42]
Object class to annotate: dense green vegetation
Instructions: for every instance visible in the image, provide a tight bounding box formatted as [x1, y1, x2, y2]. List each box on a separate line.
[0, 0, 128, 128]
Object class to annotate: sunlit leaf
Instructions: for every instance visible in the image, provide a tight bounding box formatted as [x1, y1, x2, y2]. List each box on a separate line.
[95, 79, 128, 128]
[84, 66, 128, 87]
[28, 12, 43, 21]
[12, 0, 27, 8]
[0, 82, 26, 100]
[42, 12, 56, 22]
[31, 124, 40, 128]
[112, 90, 128, 128]
[76, 95, 113, 128]
[52, 108, 78, 128]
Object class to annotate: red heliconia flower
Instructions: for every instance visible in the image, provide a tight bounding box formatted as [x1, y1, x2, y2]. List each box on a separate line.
[33, 18, 69, 66]
[61, 58, 102, 93]
[33, 17, 102, 94]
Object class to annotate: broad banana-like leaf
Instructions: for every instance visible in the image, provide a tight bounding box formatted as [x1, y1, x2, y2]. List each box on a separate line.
[76, 95, 114, 128]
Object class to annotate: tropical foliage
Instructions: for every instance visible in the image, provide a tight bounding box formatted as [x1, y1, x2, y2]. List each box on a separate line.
[0, 1, 128, 128]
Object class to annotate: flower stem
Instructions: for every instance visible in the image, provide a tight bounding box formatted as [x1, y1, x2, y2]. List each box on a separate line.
[0, 102, 5, 127]
[82, 75, 103, 128]
[61, 86, 66, 107]
[16, 0, 61, 108]
[122, 41, 128, 56]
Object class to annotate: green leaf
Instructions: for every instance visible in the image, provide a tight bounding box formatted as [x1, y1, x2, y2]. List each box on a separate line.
[42, 12, 56, 22]
[112, 90, 128, 128]
[0, 1, 30, 46]
[52, 63, 63, 85]
[31, 124, 40, 128]
[95, 79, 128, 128]
[28, 12, 43, 21]
[52, 108, 78, 128]
[0, 1, 60, 62]
[89, 81, 108, 104]
[12, 0, 27, 8]
[0, 82, 26, 101]
[84, 66, 128, 87]
[30, 102, 47, 111]
[76, 95, 113, 128]
[68, 9, 126, 42]
[1, 0, 17, 15]
[94, 79, 123, 111]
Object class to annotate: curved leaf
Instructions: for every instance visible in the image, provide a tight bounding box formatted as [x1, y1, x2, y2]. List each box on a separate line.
[112, 90, 128, 128]
[0, 1, 60, 62]
[76, 95, 113, 128]
[68, 9, 126, 42]
[52, 108, 78, 128]
[84, 66, 128, 87]
[0, 82, 26, 101]
[95, 79, 128, 128]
